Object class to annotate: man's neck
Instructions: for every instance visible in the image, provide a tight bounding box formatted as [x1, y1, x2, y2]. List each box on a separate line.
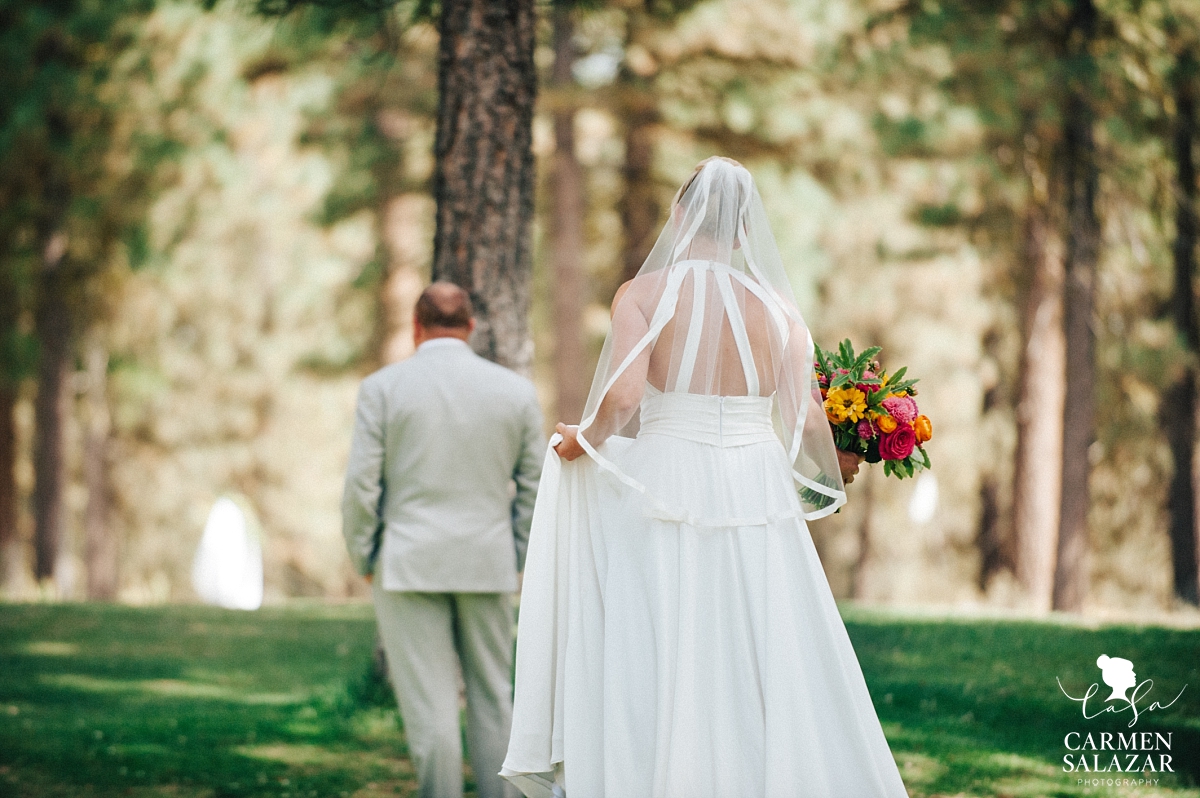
[417, 335, 469, 350]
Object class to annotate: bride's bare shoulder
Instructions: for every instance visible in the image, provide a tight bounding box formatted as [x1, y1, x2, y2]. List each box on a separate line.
[610, 274, 662, 317]
[610, 280, 633, 316]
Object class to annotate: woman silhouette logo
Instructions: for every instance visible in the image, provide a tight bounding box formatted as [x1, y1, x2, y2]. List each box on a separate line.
[1096, 655, 1137, 703]
[1059, 655, 1185, 726]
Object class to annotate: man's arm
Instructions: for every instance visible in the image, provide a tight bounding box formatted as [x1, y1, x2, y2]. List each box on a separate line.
[342, 377, 386, 577]
[511, 389, 546, 573]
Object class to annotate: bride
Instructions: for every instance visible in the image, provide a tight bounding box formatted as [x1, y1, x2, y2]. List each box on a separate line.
[500, 157, 910, 798]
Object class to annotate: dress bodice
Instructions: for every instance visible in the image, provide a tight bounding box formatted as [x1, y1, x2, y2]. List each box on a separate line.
[639, 384, 776, 448]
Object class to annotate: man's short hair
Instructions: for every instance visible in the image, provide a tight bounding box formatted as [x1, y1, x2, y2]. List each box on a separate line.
[415, 282, 474, 329]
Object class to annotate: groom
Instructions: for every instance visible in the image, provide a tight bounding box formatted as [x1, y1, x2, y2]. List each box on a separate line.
[342, 282, 544, 798]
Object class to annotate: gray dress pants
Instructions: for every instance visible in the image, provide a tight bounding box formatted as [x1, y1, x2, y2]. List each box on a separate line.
[373, 582, 518, 798]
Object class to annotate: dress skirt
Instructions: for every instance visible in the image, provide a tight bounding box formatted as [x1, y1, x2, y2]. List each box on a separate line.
[501, 406, 910, 798]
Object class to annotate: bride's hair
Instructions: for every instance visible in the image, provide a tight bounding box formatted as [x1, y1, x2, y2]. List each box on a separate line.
[672, 156, 747, 207]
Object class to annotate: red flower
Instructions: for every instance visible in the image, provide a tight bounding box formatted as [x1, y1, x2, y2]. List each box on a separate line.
[879, 424, 916, 461]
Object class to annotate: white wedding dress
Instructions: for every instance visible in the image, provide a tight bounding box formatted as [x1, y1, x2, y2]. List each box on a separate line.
[502, 161, 909, 797]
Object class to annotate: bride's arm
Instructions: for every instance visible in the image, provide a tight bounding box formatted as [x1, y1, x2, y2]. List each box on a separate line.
[555, 280, 650, 461]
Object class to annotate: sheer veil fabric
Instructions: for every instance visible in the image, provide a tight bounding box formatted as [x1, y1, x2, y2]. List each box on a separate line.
[501, 159, 908, 797]
[574, 158, 845, 522]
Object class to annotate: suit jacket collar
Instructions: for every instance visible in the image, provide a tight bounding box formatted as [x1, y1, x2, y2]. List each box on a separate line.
[416, 337, 472, 355]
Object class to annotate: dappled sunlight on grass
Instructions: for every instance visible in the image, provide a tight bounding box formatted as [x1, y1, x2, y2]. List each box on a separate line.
[237, 742, 343, 766]
[841, 603, 1200, 797]
[22, 641, 79, 656]
[894, 751, 949, 790]
[0, 602, 1196, 797]
[38, 673, 308, 705]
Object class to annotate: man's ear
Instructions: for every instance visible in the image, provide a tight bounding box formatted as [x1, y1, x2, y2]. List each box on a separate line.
[467, 318, 477, 335]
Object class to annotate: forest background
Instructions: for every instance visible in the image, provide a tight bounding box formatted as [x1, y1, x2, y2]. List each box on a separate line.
[2, 0, 1199, 621]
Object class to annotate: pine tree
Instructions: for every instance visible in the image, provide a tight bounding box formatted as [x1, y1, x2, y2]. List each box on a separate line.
[0, 0, 160, 592]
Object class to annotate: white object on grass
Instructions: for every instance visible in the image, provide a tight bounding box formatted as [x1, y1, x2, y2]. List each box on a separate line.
[192, 496, 263, 610]
[907, 471, 939, 525]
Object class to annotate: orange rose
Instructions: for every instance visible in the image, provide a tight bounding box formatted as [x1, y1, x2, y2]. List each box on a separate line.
[876, 415, 898, 434]
[913, 414, 932, 444]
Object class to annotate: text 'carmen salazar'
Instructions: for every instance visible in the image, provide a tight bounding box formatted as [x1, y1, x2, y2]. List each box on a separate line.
[1062, 732, 1174, 773]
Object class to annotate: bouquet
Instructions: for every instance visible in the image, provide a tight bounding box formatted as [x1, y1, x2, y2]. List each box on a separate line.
[814, 340, 932, 479]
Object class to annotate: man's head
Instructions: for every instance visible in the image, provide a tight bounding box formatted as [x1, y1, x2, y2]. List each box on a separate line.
[414, 281, 475, 346]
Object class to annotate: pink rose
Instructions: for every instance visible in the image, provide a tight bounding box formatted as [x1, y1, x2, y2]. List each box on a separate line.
[881, 395, 918, 424]
[879, 424, 916, 460]
[856, 419, 877, 440]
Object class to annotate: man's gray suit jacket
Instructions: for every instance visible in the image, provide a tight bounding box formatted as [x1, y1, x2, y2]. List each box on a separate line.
[341, 338, 545, 592]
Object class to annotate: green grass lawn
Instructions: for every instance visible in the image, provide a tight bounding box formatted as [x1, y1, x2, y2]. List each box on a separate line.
[0, 601, 1196, 798]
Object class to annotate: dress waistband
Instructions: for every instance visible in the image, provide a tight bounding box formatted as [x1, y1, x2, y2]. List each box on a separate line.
[639, 391, 777, 448]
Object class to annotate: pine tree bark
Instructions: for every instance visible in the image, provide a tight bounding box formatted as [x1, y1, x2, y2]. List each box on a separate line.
[431, 0, 537, 373]
[33, 231, 71, 584]
[0, 376, 15, 588]
[978, 322, 1015, 591]
[1013, 193, 1065, 612]
[550, 6, 588, 423]
[851, 468, 874, 600]
[83, 340, 116, 600]
[1164, 47, 1200, 606]
[0, 268, 17, 588]
[1053, 0, 1101, 612]
[618, 10, 661, 285]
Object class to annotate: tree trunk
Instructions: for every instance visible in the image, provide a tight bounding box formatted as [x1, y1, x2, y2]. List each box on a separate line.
[1053, 0, 1101, 613]
[0, 377, 16, 590]
[618, 10, 661, 285]
[976, 473, 1005, 591]
[978, 323, 1015, 592]
[851, 468, 874, 600]
[431, 0, 537, 373]
[550, 6, 588, 423]
[0, 268, 18, 589]
[1165, 47, 1200, 606]
[1012, 195, 1065, 612]
[83, 339, 116, 600]
[33, 231, 71, 584]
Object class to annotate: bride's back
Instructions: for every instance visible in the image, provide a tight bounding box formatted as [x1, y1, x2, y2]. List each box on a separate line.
[569, 157, 846, 525]
[638, 265, 782, 399]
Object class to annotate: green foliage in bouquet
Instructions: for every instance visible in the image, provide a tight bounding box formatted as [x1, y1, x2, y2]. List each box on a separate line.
[814, 339, 932, 480]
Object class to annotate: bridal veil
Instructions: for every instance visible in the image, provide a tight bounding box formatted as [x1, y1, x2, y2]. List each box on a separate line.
[574, 157, 846, 521]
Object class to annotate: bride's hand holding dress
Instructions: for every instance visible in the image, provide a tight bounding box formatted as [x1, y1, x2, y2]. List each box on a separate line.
[552, 424, 584, 461]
